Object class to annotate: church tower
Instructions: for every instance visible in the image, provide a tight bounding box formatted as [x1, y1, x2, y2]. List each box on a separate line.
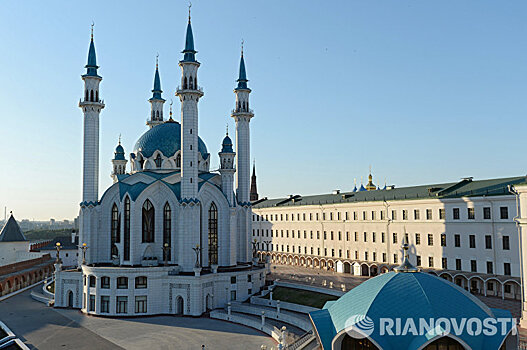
[250, 161, 258, 201]
[79, 26, 104, 205]
[147, 56, 165, 128]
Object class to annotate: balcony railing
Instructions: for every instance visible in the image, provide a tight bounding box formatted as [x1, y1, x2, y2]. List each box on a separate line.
[231, 108, 254, 115]
[176, 86, 204, 93]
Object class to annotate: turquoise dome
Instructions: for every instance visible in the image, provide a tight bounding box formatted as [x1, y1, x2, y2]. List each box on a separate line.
[310, 271, 514, 350]
[114, 144, 125, 160]
[133, 121, 208, 159]
[221, 135, 233, 153]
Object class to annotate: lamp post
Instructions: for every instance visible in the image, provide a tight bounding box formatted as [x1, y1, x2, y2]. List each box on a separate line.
[163, 243, 170, 266]
[192, 244, 201, 268]
[81, 243, 88, 265]
[55, 242, 62, 263]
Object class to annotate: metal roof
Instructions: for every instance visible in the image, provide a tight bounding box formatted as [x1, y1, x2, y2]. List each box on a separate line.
[0, 215, 27, 242]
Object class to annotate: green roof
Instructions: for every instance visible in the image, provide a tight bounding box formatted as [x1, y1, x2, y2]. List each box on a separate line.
[253, 176, 526, 208]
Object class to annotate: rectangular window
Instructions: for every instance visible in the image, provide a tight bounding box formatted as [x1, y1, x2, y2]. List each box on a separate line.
[231, 276, 237, 284]
[483, 207, 491, 220]
[393, 233, 397, 244]
[372, 252, 376, 261]
[504, 263, 511, 276]
[428, 257, 434, 268]
[116, 296, 128, 314]
[346, 232, 349, 241]
[415, 233, 421, 245]
[101, 277, 110, 289]
[467, 208, 475, 220]
[372, 232, 376, 243]
[363, 232, 367, 242]
[414, 210, 420, 220]
[454, 234, 461, 247]
[355, 251, 359, 259]
[391, 210, 397, 220]
[231, 291, 237, 301]
[469, 235, 476, 248]
[371, 211, 376, 220]
[485, 235, 492, 249]
[317, 231, 320, 239]
[364, 251, 368, 261]
[402, 210, 408, 220]
[323, 231, 327, 240]
[456, 259, 462, 271]
[135, 296, 147, 313]
[89, 295, 95, 312]
[353, 212, 357, 220]
[311, 231, 314, 239]
[381, 232, 385, 243]
[382, 253, 387, 263]
[416, 255, 421, 266]
[345, 212, 349, 220]
[117, 277, 128, 289]
[486, 261, 493, 274]
[426, 209, 432, 220]
[439, 208, 445, 220]
[322, 213, 326, 221]
[442, 258, 448, 269]
[380, 211, 385, 220]
[503, 236, 510, 250]
[470, 260, 477, 272]
[428, 234, 433, 246]
[135, 276, 147, 289]
[354, 232, 358, 242]
[362, 211, 366, 220]
[338, 231, 341, 241]
[500, 207, 509, 219]
[89, 276, 96, 288]
[330, 231, 334, 240]
[393, 254, 398, 264]
[100, 296, 109, 313]
[329, 213, 333, 221]
[453, 208, 460, 220]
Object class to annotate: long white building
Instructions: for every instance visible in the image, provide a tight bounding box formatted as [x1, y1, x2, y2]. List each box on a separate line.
[252, 174, 525, 301]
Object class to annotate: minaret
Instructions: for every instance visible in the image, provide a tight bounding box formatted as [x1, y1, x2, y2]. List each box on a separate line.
[111, 137, 127, 183]
[147, 55, 165, 128]
[79, 25, 104, 205]
[232, 43, 254, 205]
[175, 10, 203, 200]
[250, 161, 258, 201]
[219, 128, 236, 206]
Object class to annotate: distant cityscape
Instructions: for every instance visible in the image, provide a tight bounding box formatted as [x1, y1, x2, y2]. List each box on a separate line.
[0, 210, 78, 233]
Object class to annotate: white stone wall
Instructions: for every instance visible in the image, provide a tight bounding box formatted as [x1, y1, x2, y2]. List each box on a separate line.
[253, 195, 520, 277]
[0, 242, 31, 266]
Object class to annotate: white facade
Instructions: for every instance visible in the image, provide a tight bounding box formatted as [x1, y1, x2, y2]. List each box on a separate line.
[54, 18, 264, 317]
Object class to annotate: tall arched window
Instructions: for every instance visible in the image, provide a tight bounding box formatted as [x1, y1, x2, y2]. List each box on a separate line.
[142, 200, 155, 243]
[208, 202, 218, 265]
[96, 90, 99, 102]
[194, 77, 197, 89]
[85, 90, 89, 101]
[184, 76, 188, 89]
[90, 90, 94, 102]
[111, 204, 120, 258]
[155, 154, 162, 168]
[163, 203, 171, 261]
[189, 75, 193, 89]
[124, 197, 130, 261]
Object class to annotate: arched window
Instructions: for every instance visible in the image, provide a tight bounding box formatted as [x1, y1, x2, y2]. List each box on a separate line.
[85, 90, 89, 101]
[155, 154, 162, 168]
[90, 90, 94, 102]
[176, 154, 181, 168]
[124, 197, 130, 260]
[111, 204, 120, 258]
[96, 90, 99, 102]
[163, 203, 171, 261]
[194, 77, 197, 89]
[208, 202, 218, 265]
[189, 75, 193, 89]
[184, 76, 188, 89]
[142, 200, 155, 243]
[423, 337, 464, 350]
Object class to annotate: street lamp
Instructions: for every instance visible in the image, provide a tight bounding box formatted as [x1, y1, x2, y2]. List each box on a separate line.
[163, 243, 170, 266]
[81, 243, 88, 265]
[55, 242, 62, 264]
[192, 244, 201, 268]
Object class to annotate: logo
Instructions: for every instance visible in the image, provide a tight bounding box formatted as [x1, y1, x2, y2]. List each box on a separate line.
[345, 314, 375, 338]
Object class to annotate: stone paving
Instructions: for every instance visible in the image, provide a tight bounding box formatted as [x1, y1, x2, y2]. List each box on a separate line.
[0, 286, 276, 350]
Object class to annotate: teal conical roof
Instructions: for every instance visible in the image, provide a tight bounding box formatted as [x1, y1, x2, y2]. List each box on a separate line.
[85, 38, 99, 77]
[236, 55, 248, 89]
[182, 22, 197, 62]
[150, 63, 164, 101]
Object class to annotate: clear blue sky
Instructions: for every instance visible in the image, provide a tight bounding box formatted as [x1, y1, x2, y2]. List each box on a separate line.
[0, 1, 526, 220]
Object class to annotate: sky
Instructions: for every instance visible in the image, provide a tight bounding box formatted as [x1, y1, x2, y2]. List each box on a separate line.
[0, 1, 526, 221]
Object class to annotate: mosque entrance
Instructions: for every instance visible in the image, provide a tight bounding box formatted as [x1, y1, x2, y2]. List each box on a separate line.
[175, 296, 184, 315]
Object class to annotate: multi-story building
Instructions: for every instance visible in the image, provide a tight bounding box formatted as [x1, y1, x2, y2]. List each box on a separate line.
[252, 174, 525, 301]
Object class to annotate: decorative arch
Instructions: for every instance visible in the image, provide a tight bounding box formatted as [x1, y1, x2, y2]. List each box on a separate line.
[163, 202, 171, 262]
[111, 203, 120, 258]
[142, 199, 155, 243]
[124, 196, 131, 261]
[208, 202, 218, 265]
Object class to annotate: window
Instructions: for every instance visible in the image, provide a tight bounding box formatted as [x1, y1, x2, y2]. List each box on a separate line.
[402, 210, 408, 220]
[505, 285, 511, 294]
[338, 231, 341, 240]
[453, 208, 460, 220]
[135, 276, 147, 289]
[500, 207, 508, 219]
[485, 235, 492, 249]
[355, 251, 358, 259]
[467, 208, 475, 220]
[208, 202, 218, 265]
[116, 296, 128, 314]
[416, 255, 421, 266]
[362, 211, 366, 220]
[364, 252, 368, 261]
[363, 232, 367, 242]
[427, 234, 433, 246]
[469, 235, 476, 248]
[439, 208, 445, 220]
[454, 234, 461, 247]
[371, 211, 376, 220]
[393, 254, 398, 264]
[381, 232, 385, 243]
[503, 236, 510, 250]
[111, 204, 120, 258]
[486, 261, 493, 274]
[470, 260, 477, 272]
[89, 295, 95, 312]
[231, 276, 236, 284]
[415, 233, 421, 245]
[442, 258, 447, 269]
[323, 231, 327, 240]
[100, 296, 110, 313]
[124, 197, 130, 260]
[142, 199, 155, 243]
[488, 282, 494, 291]
[382, 253, 386, 262]
[101, 276, 110, 289]
[117, 277, 128, 289]
[230, 291, 237, 301]
[440, 233, 446, 247]
[354, 232, 358, 241]
[414, 210, 420, 220]
[426, 209, 432, 220]
[393, 233, 397, 244]
[135, 296, 147, 313]
[456, 259, 462, 271]
[391, 210, 397, 220]
[163, 203, 171, 261]
[372, 252, 376, 261]
[372, 232, 376, 243]
[504, 263, 511, 276]
[154, 154, 162, 168]
[380, 211, 385, 220]
[89, 275, 96, 288]
[483, 207, 491, 219]
[428, 257, 434, 268]
[330, 231, 334, 240]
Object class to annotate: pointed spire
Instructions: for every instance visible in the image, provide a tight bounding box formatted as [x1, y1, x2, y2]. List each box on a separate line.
[182, 3, 197, 62]
[85, 22, 99, 77]
[168, 100, 174, 122]
[250, 159, 259, 201]
[393, 233, 420, 273]
[252, 159, 256, 177]
[151, 54, 164, 100]
[236, 40, 249, 90]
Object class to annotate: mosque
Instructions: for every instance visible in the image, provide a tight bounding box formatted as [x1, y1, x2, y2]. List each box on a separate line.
[53, 12, 266, 316]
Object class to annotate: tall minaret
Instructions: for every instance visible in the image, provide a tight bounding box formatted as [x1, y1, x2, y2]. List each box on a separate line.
[250, 161, 258, 201]
[147, 55, 165, 128]
[232, 44, 254, 205]
[79, 25, 104, 204]
[219, 129, 236, 206]
[175, 9, 203, 200]
[111, 137, 127, 183]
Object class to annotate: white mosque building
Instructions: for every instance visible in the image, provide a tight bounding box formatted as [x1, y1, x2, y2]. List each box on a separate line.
[54, 14, 266, 316]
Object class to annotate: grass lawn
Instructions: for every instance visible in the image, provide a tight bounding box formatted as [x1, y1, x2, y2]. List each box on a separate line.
[263, 286, 338, 309]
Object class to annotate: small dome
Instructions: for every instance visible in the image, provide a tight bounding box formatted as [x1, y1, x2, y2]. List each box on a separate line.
[114, 144, 125, 161]
[221, 135, 233, 153]
[133, 122, 208, 159]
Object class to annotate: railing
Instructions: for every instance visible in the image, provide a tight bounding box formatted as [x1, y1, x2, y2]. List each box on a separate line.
[231, 108, 254, 115]
[519, 339, 527, 350]
[285, 331, 315, 350]
[175, 85, 204, 93]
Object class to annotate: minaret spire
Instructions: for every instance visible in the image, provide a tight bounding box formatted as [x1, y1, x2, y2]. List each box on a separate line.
[147, 54, 165, 128]
[85, 23, 98, 77]
[250, 160, 258, 201]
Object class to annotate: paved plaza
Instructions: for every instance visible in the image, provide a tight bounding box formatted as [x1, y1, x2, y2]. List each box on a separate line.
[0, 286, 276, 350]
